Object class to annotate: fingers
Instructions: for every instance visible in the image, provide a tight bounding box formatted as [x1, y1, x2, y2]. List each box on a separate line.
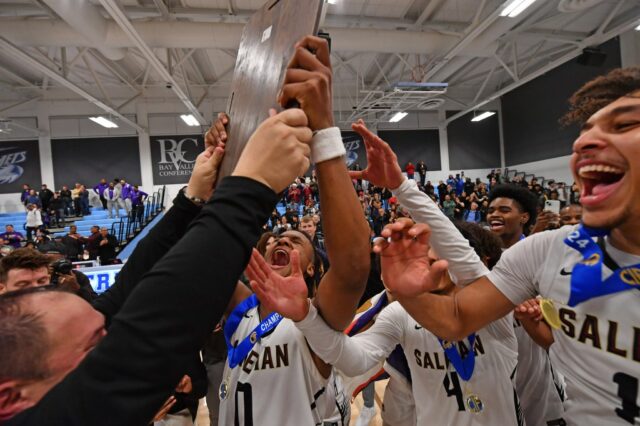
[289, 249, 303, 278]
[246, 249, 269, 284]
[423, 259, 449, 290]
[273, 108, 309, 128]
[278, 81, 310, 109]
[372, 236, 389, 254]
[348, 170, 365, 180]
[153, 396, 176, 422]
[292, 35, 331, 69]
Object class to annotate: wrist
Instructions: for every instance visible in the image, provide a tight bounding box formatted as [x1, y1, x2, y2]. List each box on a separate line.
[182, 187, 206, 206]
[292, 298, 312, 323]
[311, 127, 345, 164]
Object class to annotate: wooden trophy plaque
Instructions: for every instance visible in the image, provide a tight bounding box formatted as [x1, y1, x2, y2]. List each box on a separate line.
[217, 0, 325, 178]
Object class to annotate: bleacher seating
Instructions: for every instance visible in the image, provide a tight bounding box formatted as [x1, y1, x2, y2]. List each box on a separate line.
[0, 207, 127, 238]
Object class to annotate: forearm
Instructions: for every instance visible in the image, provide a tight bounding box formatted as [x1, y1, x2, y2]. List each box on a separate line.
[316, 155, 370, 329]
[65, 177, 277, 425]
[317, 156, 370, 280]
[520, 318, 554, 350]
[398, 276, 515, 341]
[296, 303, 391, 376]
[392, 178, 489, 285]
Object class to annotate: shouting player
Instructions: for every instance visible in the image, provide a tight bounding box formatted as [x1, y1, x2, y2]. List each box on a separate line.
[215, 35, 370, 426]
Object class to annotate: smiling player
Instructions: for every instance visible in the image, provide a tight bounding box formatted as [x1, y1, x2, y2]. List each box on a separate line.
[378, 67, 640, 425]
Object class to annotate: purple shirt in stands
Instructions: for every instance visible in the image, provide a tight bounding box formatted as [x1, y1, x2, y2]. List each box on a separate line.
[120, 184, 131, 199]
[130, 190, 148, 206]
[0, 231, 24, 248]
[94, 183, 108, 197]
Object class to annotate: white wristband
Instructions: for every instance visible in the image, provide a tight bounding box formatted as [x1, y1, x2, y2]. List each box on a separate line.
[311, 127, 346, 164]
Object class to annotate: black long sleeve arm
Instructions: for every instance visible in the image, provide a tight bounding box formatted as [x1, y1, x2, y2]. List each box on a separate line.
[91, 188, 202, 324]
[8, 177, 277, 426]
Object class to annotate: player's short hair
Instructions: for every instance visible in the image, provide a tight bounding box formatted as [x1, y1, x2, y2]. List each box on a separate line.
[0, 248, 50, 283]
[300, 215, 314, 224]
[562, 66, 640, 125]
[453, 222, 503, 270]
[489, 184, 538, 230]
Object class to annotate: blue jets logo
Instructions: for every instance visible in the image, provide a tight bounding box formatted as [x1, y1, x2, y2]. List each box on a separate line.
[342, 136, 360, 167]
[0, 148, 27, 184]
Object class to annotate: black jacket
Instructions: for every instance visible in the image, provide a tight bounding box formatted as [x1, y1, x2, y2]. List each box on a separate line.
[6, 177, 278, 426]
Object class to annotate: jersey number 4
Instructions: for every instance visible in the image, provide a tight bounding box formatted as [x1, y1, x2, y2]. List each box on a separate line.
[442, 371, 466, 411]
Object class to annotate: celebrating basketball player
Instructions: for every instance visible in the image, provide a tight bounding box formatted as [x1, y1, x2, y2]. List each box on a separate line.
[360, 67, 640, 425]
[216, 35, 370, 425]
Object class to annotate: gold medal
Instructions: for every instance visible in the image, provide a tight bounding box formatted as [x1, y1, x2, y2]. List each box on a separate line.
[441, 340, 453, 349]
[219, 377, 230, 401]
[249, 331, 258, 344]
[465, 392, 484, 414]
[539, 298, 561, 329]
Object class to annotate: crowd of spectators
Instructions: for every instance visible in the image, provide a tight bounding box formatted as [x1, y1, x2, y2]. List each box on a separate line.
[18, 178, 148, 234]
[262, 164, 582, 240]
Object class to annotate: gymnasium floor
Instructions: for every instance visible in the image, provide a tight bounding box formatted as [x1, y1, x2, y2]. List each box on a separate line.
[194, 379, 388, 425]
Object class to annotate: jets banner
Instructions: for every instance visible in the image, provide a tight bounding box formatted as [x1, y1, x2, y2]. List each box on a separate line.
[149, 135, 203, 185]
[0, 140, 41, 194]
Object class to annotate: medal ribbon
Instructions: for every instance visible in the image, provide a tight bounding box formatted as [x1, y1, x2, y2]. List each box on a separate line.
[223, 294, 283, 368]
[438, 334, 476, 381]
[564, 224, 640, 306]
[346, 292, 388, 336]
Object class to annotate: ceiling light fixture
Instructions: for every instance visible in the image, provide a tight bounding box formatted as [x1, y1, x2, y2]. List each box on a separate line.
[635, 23, 640, 31]
[500, 0, 538, 18]
[89, 116, 119, 128]
[471, 111, 496, 122]
[180, 114, 200, 127]
[327, 0, 337, 4]
[389, 112, 408, 123]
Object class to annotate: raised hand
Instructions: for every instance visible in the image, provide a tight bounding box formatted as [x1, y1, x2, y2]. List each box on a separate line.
[205, 112, 229, 149]
[186, 145, 225, 202]
[279, 35, 333, 131]
[245, 248, 309, 322]
[373, 219, 448, 298]
[514, 298, 543, 322]
[349, 120, 405, 190]
[232, 108, 312, 193]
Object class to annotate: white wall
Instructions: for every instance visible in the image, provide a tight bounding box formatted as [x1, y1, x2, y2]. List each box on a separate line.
[507, 155, 574, 184]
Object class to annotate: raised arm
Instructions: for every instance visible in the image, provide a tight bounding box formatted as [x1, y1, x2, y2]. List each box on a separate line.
[374, 220, 548, 341]
[279, 35, 370, 330]
[349, 122, 488, 286]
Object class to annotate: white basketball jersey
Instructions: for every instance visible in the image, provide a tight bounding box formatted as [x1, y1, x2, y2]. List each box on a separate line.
[489, 225, 640, 425]
[219, 307, 345, 426]
[380, 302, 523, 426]
[513, 321, 566, 426]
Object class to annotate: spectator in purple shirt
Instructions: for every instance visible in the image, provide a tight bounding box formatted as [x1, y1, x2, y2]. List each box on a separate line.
[0, 225, 24, 248]
[117, 178, 132, 215]
[93, 178, 109, 209]
[130, 185, 148, 225]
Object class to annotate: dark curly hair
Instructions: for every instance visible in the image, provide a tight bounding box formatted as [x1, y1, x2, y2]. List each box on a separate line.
[489, 184, 539, 232]
[453, 222, 503, 270]
[562, 67, 640, 126]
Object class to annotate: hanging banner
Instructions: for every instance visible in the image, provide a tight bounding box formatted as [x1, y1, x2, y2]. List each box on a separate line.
[0, 140, 41, 194]
[149, 135, 203, 185]
[51, 137, 142, 188]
